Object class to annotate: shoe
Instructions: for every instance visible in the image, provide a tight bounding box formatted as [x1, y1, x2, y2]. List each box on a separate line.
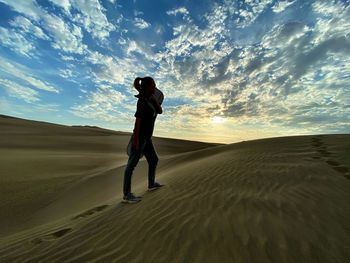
[148, 182, 164, 192]
[122, 192, 141, 203]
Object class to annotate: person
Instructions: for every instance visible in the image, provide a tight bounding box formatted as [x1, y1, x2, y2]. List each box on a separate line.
[122, 76, 164, 203]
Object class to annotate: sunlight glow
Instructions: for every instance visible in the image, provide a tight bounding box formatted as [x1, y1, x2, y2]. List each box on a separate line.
[212, 116, 226, 124]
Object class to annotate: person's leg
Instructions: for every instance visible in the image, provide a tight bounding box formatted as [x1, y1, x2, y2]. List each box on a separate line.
[123, 139, 146, 196]
[143, 138, 159, 187]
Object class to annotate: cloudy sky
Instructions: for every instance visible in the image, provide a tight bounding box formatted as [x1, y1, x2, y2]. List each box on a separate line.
[0, 0, 349, 143]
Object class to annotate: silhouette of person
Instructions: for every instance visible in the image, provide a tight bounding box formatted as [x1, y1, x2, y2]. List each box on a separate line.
[122, 77, 164, 203]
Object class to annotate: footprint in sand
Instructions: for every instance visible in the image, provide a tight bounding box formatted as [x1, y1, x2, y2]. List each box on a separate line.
[31, 228, 72, 244]
[50, 228, 72, 238]
[324, 159, 350, 180]
[310, 137, 330, 159]
[329, 162, 350, 180]
[326, 160, 341, 166]
[311, 137, 332, 157]
[317, 148, 332, 157]
[72, 204, 109, 220]
[326, 160, 350, 176]
[310, 137, 349, 180]
[30, 205, 110, 245]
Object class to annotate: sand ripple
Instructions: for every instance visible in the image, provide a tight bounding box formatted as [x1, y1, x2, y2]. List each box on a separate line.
[1, 135, 350, 262]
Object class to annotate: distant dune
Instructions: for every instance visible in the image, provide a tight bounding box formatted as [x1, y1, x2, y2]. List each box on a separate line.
[0, 115, 349, 263]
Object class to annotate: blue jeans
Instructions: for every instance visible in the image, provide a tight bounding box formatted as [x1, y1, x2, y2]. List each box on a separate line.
[123, 137, 159, 196]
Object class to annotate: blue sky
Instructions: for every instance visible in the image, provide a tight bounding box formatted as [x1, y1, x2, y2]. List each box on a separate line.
[0, 0, 349, 143]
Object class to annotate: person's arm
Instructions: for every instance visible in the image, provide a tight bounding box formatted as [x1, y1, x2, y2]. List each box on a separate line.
[132, 117, 141, 150]
[149, 95, 163, 114]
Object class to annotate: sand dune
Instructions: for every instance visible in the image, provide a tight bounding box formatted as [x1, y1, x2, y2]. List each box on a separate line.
[1, 115, 350, 262]
[0, 115, 221, 237]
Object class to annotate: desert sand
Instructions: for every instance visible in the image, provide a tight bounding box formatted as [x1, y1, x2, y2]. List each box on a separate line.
[0, 114, 349, 263]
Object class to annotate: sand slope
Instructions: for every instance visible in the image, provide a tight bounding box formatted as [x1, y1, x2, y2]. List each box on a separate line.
[0, 115, 221, 237]
[1, 115, 350, 263]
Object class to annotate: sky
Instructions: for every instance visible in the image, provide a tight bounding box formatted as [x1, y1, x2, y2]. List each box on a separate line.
[0, 0, 349, 143]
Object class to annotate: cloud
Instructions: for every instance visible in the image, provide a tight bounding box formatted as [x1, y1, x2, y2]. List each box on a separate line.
[126, 40, 141, 55]
[60, 54, 76, 61]
[59, 69, 76, 79]
[0, 0, 87, 54]
[292, 36, 350, 79]
[153, 4, 233, 100]
[134, 17, 150, 29]
[154, 0, 350, 137]
[42, 12, 87, 54]
[0, 27, 35, 57]
[123, 39, 156, 62]
[48, 0, 71, 13]
[272, 0, 296, 13]
[261, 21, 310, 48]
[312, 1, 347, 16]
[0, 0, 43, 21]
[0, 97, 60, 118]
[86, 51, 148, 87]
[70, 85, 128, 122]
[69, 0, 116, 40]
[224, 0, 273, 28]
[166, 7, 189, 16]
[0, 78, 39, 103]
[0, 0, 349, 140]
[9, 16, 49, 40]
[220, 29, 350, 130]
[311, 1, 350, 45]
[0, 57, 59, 93]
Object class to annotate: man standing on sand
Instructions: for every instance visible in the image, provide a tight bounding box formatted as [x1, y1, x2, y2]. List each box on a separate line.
[122, 76, 164, 203]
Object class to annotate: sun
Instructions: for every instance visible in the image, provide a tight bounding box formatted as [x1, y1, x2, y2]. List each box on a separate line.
[212, 116, 225, 124]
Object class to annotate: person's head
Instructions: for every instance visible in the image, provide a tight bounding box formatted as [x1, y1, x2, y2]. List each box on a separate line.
[133, 76, 156, 97]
